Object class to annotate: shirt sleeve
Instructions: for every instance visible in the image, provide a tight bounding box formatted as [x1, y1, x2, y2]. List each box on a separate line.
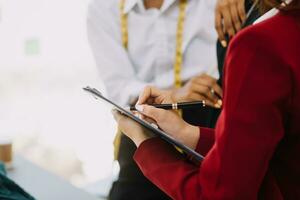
[87, 1, 148, 106]
[134, 27, 291, 199]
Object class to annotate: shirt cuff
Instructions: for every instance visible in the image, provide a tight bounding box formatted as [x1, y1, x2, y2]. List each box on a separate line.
[196, 127, 215, 156]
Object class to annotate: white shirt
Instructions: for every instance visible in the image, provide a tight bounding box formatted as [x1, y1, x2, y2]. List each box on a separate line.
[87, 0, 218, 106]
[254, 8, 279, 24]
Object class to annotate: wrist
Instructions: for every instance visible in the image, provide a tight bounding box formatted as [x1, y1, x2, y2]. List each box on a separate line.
[133, 131, 154, 147]
[180, 124, 200, 150]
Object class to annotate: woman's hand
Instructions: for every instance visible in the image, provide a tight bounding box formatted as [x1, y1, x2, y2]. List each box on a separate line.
[135, 105, 200, 150]
[138, 86, 175, 105]
[138, 74, 223, 109]
[172, 74, 223, 108]
[112, 107, 200, 150]
[112, 110, 154, 147]
[215, 0, 246, 47]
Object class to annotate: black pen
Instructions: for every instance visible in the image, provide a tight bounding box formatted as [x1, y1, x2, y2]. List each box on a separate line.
[130, 101, 206, 111]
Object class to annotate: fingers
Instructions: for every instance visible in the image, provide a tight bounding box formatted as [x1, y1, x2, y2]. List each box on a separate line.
[112, 109, 123, 123]
[188, 93, 217, 108]
[229, 3, 242, 33]
[138, 86, 163, 105]
[237, 0, 246, 23]
[136, 105, 166, 122]
[189, 74, 222, 108]
[195, 74, 223, 98]
[215, 11, 226, 46]
[222, 8, 235, 37]
[215, 0, 246, 45]
[112, 109, 133, 127]
[191, 84, 218, 103]
[211, 81, 223, 98]
[142, 116, 157, 124]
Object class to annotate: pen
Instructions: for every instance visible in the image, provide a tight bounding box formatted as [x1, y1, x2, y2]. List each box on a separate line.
[130, 101, 206, 111]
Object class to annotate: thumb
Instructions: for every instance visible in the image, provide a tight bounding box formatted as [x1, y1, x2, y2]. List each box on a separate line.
[135, 104, 165, 122]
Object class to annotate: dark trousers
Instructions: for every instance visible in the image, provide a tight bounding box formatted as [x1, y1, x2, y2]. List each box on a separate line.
[108, 107, 219, 200]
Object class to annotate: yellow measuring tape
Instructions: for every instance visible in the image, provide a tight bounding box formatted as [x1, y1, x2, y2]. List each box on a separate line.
[114, 0, 187, 159]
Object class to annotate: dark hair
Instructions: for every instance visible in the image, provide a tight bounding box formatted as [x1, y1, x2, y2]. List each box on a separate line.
[259, 0, 300, 11]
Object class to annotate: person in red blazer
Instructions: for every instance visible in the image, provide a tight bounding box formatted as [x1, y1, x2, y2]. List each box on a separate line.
[112, 0, 300, 199]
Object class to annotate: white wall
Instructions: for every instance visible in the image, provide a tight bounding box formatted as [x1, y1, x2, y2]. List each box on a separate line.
[0, 0, 117, 193]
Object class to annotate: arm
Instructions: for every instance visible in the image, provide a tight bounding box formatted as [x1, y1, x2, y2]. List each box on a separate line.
[87, 1, 148, 105]
[134, 29, 291, 199]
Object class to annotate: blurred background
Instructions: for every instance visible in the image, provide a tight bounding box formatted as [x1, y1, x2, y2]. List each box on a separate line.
[0, 0, 118, 198]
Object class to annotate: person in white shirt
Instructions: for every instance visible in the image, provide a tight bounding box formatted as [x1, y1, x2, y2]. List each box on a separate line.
[87, 0, 221, 199]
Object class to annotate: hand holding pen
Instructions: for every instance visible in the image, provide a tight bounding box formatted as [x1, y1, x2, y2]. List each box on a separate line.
[130, 101, 206, 111]
[133, 86, 222, 113]
[136, 81, 222, 112]
[172, 74, 223, 109]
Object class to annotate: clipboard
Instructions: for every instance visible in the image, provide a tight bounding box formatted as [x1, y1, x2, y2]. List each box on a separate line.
[83, 86, 204, 162]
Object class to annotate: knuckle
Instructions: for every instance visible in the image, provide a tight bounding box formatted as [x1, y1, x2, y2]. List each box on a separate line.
[235, 22, 241, 29]
[219, 0, 229, 8]
[232, 17, 239, 24]
[191, 77, 197, 83]
[228, 28, 235, 35]
[224, 1, 231, 7]
[143, 106, 150, 115]
[209, 79, 216, 85]
[187, 90, 193, 97]
[204, 87, 210, 94]
[215, 23, 223, 32]
[215, 23, 221, 30]
[188, 88, 193, 95]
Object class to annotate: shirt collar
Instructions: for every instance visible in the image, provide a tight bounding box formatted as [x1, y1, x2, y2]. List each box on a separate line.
[253, 8, 278, 24]
[123, 0, 187, 14]
[253, 0, 292, 24]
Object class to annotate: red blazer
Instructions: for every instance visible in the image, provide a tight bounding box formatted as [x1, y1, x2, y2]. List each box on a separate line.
[134, 11, 300, 200]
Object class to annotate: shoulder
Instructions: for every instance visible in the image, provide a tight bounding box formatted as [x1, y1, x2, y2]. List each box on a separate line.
[229, 11, 300, 62]
[88, 0, 119, 13]
[87, 0, 120, 27]
[231, 11, 300, 49]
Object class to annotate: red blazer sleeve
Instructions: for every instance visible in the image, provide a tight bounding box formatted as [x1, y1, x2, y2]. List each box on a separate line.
[134, 26, 291, 199]
[196, 127, 215, 156]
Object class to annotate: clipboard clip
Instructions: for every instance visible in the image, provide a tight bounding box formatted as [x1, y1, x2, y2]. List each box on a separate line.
[83, 86, 103, 100]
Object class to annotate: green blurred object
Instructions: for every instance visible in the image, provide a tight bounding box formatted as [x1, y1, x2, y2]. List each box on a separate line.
[0, 162, 35, 200]
[24, 38, 40, 56]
